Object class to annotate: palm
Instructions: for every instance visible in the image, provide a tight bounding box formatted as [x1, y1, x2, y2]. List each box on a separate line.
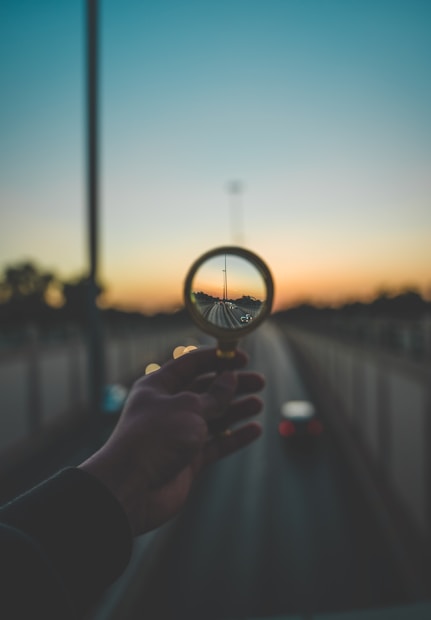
[142, 461, 198, 532]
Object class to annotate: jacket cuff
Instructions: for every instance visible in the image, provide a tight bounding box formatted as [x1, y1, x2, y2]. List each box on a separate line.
[0, 467, 133, 611]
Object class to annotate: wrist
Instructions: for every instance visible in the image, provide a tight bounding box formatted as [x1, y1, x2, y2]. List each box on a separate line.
[78, 451, 144, 536]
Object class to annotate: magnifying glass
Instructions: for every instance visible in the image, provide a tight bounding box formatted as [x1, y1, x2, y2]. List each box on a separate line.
[184, 246, 274, 357]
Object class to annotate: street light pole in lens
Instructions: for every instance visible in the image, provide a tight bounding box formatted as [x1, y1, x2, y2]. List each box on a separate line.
[222, 253, 228, 301]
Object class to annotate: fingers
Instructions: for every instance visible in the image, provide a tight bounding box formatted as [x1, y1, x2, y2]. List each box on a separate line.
[202, 422, 262, 467]
[196, 371, 264, 422]
[207, 395, 263, 434]
[166, 370, 263, 428]
[190, 371, 265, 396]
[194, 369, 264, 423]
[144, 347, 249, 394]
[198, 371, 238, 420]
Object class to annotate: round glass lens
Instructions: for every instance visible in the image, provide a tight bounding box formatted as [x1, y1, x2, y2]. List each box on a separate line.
[189, 252, 268, 331]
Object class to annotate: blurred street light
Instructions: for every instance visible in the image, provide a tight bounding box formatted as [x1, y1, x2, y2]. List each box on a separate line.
[226, 180, 245, 245]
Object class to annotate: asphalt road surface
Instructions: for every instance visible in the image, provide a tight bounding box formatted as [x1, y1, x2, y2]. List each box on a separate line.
[118, 322, 410, 620]
[198, 301, 255, 329]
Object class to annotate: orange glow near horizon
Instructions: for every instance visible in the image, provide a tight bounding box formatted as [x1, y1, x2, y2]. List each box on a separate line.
[191, 253, 267, 302]
[99, 262, 431, 315]
[96, 231, 431, 314]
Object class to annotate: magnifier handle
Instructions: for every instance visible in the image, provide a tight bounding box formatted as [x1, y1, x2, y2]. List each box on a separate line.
[216, 339, 239, 359]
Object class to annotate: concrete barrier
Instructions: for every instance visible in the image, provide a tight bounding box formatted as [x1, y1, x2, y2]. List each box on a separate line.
[0, 324, 199, 460]
[284, 325, 431, 595]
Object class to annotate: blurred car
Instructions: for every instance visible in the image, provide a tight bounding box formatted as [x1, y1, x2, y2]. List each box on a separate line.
[240, 313, 253, 323]
[278, 400, 323, 438]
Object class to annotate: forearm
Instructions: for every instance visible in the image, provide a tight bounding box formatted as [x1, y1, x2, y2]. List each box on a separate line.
[0, 468, 133, 618]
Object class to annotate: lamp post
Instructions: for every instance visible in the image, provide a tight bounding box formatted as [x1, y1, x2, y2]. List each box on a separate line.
[86, 0, 103, 420]
[227, 180, 244, 245]
[222, 253, 228, 301]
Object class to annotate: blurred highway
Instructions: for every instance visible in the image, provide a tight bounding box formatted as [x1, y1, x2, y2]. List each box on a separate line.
[198, 300, 256, 329]
[100, 323, 414, 620]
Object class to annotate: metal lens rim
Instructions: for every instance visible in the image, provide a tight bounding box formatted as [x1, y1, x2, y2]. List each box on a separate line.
[183, 245, 274, 340]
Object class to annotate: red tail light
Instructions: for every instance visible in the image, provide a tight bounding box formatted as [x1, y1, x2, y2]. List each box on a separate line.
[278, 420, 296, 437]
[307, 419, 323, 435]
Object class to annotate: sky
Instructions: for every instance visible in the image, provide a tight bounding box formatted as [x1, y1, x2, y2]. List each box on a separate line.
[1, 0, 430, 314]
[191, 253, 268, 301]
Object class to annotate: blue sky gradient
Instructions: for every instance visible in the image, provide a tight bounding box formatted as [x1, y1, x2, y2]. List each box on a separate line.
[1, 1, 430, 311]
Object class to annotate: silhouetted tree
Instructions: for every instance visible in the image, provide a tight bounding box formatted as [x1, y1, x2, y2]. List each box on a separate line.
[0, 261, 58, 325]
[62, 276, 104, 325]
[193, 291, 218, 302]
[385, 290, 429, 320]
[1, 262, 54, 302]
[274, 288, 431, 324]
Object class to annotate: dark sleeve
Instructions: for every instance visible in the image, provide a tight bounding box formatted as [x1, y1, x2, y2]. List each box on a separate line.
[0, 467, 133, 619]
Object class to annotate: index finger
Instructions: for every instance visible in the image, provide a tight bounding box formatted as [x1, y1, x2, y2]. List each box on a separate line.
[146, 347, 249, 394]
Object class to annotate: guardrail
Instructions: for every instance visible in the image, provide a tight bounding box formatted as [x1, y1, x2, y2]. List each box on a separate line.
[283, 324, 431, 596]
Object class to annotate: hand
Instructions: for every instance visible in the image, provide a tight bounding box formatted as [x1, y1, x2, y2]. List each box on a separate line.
[79, 347, 265, 536]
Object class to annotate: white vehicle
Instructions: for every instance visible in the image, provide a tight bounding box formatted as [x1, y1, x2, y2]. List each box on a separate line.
[278, 400, 323, 438]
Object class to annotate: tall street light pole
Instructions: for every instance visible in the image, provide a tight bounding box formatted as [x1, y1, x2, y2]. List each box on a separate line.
[227, 180, 244, 246]
[86, 0, 103, 420]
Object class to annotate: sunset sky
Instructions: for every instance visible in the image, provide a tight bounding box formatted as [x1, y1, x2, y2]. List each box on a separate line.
[191, 252, 268, 301]
[1, 0, 430, 314]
